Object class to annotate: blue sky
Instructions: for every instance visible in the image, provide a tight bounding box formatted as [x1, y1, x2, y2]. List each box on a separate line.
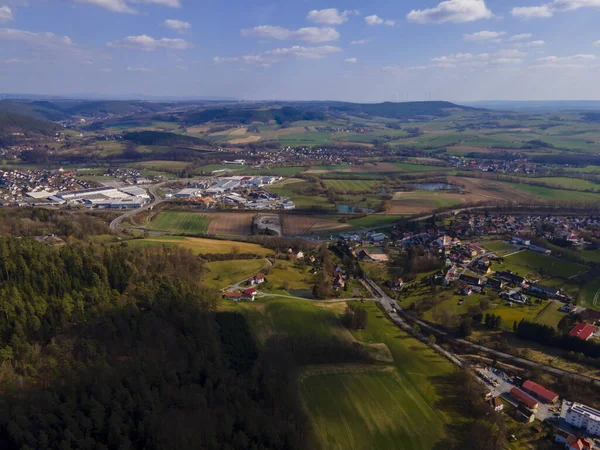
[1, 0, 600, 101]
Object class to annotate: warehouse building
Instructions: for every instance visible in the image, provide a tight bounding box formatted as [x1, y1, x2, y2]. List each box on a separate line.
[521, 380, 559, 404]
[510, 387, 539, 410]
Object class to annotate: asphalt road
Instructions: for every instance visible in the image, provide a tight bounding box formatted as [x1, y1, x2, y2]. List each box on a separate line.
[109, 182, 167, 232]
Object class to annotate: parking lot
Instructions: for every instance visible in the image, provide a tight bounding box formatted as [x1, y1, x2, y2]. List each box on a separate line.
[475, 366, 555, 422]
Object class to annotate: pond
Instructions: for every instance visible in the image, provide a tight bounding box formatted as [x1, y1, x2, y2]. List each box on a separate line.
[409, 183, 462, 191]
[337, 204, 376, 214]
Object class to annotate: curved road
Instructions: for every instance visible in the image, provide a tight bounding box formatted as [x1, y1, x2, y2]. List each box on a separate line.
[110, 182, 168, 232]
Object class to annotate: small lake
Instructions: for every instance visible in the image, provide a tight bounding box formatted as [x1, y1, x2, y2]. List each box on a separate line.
[337, 204, 376, 214]
[410, 183, 462, 191]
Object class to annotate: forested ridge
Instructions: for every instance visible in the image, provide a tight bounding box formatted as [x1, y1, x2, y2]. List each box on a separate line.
[0, 238, 320, 450]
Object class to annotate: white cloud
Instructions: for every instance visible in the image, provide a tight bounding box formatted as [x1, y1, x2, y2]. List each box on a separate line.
[163, 19, 191, 33]
[131, 0, 180, 6]
[107, 35, 191, 51]
[0, 6, 13, 22]
[407, 0, 494, 24]
[432, 52, 489, 63]
[265, 45, 341, 59]
[496, 49, 527, 58]
[512, 0, 600, 19]
[3, 58, 27, 64]
[532, 53, 599, 69]
[213, 56, 241, 63]
[242, 25, 340, 43]
[595, 40, 600, 46]
[508, 33, 533, 41]
[344, 57, 357, 63]
[514, 40, 545, 47]
[100, 68, 112, 72]
[307, 8, 358, 25]
[214, 45, 341, 66]
[127, 66, 151, 72]
[493, 58, 523, 64]
[511, 5, 553, 18]
[0, 28, 74, 51]
[74, 0, 135, 13]
[463, 30, 506, 41]
[73, 0, 180, 14]
[351, 39, 370, 45]
[539, 54, 598, 62]
[364, 15, 395, 26]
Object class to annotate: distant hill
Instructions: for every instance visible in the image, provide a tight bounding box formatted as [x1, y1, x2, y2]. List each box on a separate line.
[123, 131, 211, 147]
[0, 99, 178, 121]
[184, 106, 326, 125]
[0, 100, 70, 121]
[66, 100, 170, 117]
[325, 101, 476, 119]
[0, 112, 60, 146]
[0, 112, 59, 135]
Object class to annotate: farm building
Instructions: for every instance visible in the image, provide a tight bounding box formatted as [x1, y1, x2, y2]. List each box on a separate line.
[521, 380, 559, 404]
[248, 274, 266, 285]
[569, 323, 596, 341]
[488, 397, 504, 412]
[510, 387, 539, 410]
[555, 430, 594, 449]
[367, 232, 387, 242]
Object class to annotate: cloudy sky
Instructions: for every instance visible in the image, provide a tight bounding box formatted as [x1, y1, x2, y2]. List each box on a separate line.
[1, 0, 600, 101]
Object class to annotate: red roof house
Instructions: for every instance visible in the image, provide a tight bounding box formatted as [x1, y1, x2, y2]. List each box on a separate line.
[522, 380, 559, 404]
[569, 323, 596, 341]
[510, 387, 539, 410]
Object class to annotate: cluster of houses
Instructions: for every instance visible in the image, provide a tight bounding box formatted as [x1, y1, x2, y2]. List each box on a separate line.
[442, 213, 600, 246]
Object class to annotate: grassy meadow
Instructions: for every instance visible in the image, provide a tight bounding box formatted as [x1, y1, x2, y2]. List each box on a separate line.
[147, 211, 212, 234]
[126, 236, 274, 256]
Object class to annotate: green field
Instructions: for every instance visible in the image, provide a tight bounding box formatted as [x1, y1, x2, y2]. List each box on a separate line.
[126, 236, 274, 256]
[147, 211, 212, 234]
[203, 259, 267, 290]
[323, 179, 379, 192]
[347, 215, 403, 229]
[219, 299, 461, 449]
[579, 279, 600, 310]
[482, 240, 516, 254]
[504, 250, 587, 279]
[534, 301, 567, 328]
[301, 370, 445, 450]
[492, 303, 548, 330]
[530, 177, 600, 191]
[509, 183, 600, 202]
[261, 260, 316, 297]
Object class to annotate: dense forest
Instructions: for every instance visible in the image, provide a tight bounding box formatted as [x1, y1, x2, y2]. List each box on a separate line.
[0, 112, 60, 146]
[0, 233, 373, 449]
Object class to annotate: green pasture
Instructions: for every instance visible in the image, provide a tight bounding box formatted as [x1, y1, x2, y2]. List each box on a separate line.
[203, 259, 267, 290]
[301, 371, 446, 450]
[323, 179, 379, 192]
[504, 250, 587, 279]
[147, 211, 212, 234]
